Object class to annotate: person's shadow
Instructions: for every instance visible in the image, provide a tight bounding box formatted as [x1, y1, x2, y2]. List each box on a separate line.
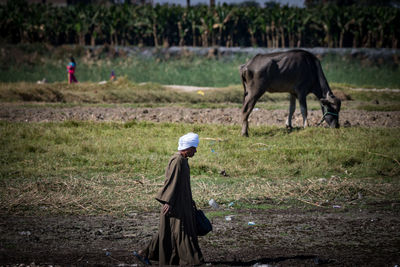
[209, 255, 333, 266]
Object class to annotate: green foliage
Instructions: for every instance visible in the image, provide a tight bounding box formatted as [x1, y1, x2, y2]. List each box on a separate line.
[1, 47, 400, 89]
[0, 121, 399, 215]
[0, 2, 399, 48]
[322, 54, 400, 89]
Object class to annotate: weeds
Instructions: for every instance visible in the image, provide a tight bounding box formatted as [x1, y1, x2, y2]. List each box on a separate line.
[1, 79, 400, 112]
[0, 121, 399, 215]
[1, 46, 400, 89]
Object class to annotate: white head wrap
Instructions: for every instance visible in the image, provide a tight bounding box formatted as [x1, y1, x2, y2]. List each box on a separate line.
[178, 132, 199, 151]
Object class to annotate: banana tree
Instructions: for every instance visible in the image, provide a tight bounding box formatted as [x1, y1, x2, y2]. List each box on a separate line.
[295, 8, 311, 47]
[386, 9, 400, 48]
[285, 7, 303, 48]
[5, 0, 29, 43]
[186, 7, 200, 46]
[117, 4, 132, 46]
[212, 5, 234, 46]
[225, 6, 240, 47]
[277, 6, 290, 48]
[361, 8, 376, 48]
[173, 6, 189, 46]
[375, 7, 397, 48]
[88, 5, 107, 46]
[267, 7, 282, 48]
[198, 6, 216, 47]
[258, 8, 273, 48]
[243, 6, 261, 47]
[136, 5, 153, 46]
[73, 4, 94, 45]
[320, 4, 340, 47]
[153, 4, 179, 47]
[346, 6, 365, 48]
[336, 7, 353, 48]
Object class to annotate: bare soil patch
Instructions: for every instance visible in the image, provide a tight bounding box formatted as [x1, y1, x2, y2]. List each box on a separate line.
[1, 103, 400, 128]
[1, 207, 399, 266]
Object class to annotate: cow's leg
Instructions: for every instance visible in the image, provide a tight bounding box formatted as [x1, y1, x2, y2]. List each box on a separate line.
[286, 93, 296, 129]
[241, 93, 258, 137]
[298, 94, 309, 128]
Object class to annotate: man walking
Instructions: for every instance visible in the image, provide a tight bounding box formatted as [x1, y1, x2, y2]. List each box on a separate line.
[135, 132, 204, 266]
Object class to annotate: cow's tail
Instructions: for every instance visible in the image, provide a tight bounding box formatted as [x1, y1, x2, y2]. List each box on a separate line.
[314, 57, 333, 98]
[239, 64, 248, 104]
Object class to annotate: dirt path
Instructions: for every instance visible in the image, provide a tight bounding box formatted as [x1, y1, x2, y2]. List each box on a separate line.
[164, 85, 217, 92]
[1, 207, 399, 266]
[1, 104, 400, 128]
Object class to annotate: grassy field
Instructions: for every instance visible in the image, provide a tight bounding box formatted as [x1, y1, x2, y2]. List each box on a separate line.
[1, 45, 400, 88]
[1, 120, 399, 215]
[1, 45, 399, 217]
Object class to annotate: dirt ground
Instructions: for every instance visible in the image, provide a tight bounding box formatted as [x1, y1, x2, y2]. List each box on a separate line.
[1, 102, 400, 266]
[1, 103, 400, 128]
[1, 207, 400, 266]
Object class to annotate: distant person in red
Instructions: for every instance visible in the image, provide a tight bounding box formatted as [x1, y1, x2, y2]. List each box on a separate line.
[67, 57, 78, 84]
[110, 70, 116, 81]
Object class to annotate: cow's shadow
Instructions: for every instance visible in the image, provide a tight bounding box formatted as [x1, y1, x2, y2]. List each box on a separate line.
[209, 254, 332, 266]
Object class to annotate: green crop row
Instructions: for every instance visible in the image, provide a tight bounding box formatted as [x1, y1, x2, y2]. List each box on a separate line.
[1, 1, 399, 48]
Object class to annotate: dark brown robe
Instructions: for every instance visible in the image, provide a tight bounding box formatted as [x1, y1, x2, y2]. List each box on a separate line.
[143, 153, 204, 266]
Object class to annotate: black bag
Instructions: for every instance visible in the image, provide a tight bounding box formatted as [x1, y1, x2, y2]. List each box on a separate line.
[195, 209, 212, 236]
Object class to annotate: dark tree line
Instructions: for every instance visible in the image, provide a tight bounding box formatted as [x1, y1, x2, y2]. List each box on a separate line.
[1, 0, 399, 48]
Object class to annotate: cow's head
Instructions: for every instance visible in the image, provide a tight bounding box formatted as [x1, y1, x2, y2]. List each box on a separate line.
[320, 94, 341, 128]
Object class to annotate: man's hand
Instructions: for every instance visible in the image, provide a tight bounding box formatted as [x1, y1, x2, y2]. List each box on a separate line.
[162, 203, 171, 215]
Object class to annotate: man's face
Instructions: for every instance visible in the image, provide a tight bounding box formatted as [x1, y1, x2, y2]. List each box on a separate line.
[185, 147, 197, 158]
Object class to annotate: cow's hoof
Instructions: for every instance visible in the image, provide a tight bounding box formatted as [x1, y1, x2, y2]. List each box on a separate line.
[241, 132, 249, 137]
[286, 125, 293, 133]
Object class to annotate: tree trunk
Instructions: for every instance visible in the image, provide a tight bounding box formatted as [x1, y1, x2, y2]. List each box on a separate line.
[187, 0, 190, 8]
[201, 18, 209, 47]
[296, 29, 302, 47]
[266, 26, 272, 48]
[365, 31, 372, 47]
[91, 35, 95, 46]
[218, 27, 222, 46]
[289, 33, 294, 47]
[178, 21, 184, 46]
[327, 33, 333, 48]
[202, 30, 208, 47]
[79, 34, 85, 46]
[393, 36, 398, 49]
[261, 33, 266, 47]
[378, 28, 384, 48]
[163, 37, 169, 48]
[226, 34, 232, 47]
[280, 26, 285, 48]
[153, 20, 159, 47]
[274, 29, 279, 48]
[114, 33, 119, 46]
[192, 22, 196, 46]
[249, 30, 256, 47]
[339, 32, 344, 48]
[211, 31, 216, 46]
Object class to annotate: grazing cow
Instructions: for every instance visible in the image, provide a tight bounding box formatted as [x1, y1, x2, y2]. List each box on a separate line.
[239, 49, 341, 136]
